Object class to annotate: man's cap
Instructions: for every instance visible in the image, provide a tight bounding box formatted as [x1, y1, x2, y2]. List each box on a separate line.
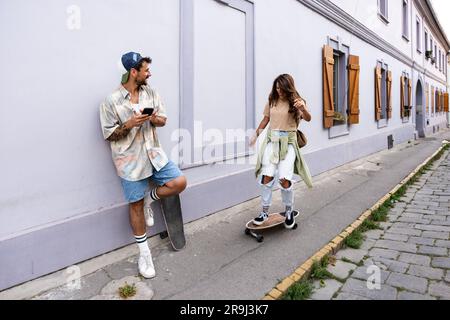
[121, 52, 143, 84]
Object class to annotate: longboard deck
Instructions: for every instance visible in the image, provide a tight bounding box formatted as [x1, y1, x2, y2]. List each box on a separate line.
[160, 195, 186, 251]
[246, 211, 300, 231]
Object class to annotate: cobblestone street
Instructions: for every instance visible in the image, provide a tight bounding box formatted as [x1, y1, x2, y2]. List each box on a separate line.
[311, 149, 450, 300]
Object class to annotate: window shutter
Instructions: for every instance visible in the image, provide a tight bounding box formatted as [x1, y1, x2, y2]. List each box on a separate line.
[387, 71, 392, 119]
[444, 92, 449, 113]
[408, 79, 412, 117]
[348, 55, 360, 124]
[438, 91, 441, 112]
[426, 84, 429, 114]
[400, 76, 405, 118]
[323, 45, 334, 128]
[375, 67, 382, 121]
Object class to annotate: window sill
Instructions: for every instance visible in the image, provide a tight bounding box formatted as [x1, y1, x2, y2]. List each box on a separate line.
[329, 123, 350, 139]
[377, 118, 388, 129]
[402, 35, 410, 42]
[417, 49, 422, 54]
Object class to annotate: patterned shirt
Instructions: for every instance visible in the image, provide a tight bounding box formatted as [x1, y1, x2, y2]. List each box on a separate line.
[100, 85, 169, 181]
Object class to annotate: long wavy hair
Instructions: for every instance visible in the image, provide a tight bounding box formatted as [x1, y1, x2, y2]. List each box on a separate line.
[268, 74, 304, 123]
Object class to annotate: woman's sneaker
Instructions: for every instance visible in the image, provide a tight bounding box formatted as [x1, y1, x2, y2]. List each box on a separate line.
[284, 211, 296, 229]
[253, 212, 269, 226]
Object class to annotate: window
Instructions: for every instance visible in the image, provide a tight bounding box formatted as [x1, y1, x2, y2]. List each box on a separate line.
[375, 61, 392, 127]
[424, 30, 429, 55]
[435, 44, 438, 68]
[378, 0, 389, 22]
[323, 39, 360, 135]
[416, 17, 421, 53]
[402, 0, 409, 39]
[435, 90, 439, 113]
[401, 73, 411, 120]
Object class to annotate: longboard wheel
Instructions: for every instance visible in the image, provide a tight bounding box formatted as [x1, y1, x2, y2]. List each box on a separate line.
[159, 231, 168, 239]
[257, 235, 264, 243]
[245, 228, 251, 236]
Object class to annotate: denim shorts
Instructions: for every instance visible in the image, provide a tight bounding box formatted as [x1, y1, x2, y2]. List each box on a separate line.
[120, 160, 183, 203]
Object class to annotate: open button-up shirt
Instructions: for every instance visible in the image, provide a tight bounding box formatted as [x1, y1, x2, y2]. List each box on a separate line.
[100, 85, 169, 181]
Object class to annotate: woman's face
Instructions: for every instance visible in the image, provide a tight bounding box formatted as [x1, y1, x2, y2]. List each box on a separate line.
[276, 82, 285, 99]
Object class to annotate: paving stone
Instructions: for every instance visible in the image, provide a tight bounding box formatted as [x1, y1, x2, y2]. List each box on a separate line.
[386, 273, 428, 294]
[421, 231, 450, 240]
[94, 276, 154, 300]
[333, 292, 370, 300]
[432, 257, 450, 269]
[417, 246, 447, 256]
[428, 281, 450, 299]
[32, 270, 112, 300]
[365, 230, 384, 240]
[103, 259, 139, 280]
[387, 228, 422, 237]
[398, 217, 431, 224]
[372, 257, 410, 273]
[350, 265, 390, 284]
[340, 278, 397, 300]
[336, 249, 368, 264]
[398, 253, 431, 267]
[390, 222, 416, 229]
[383, 233, 409, 242]
[407, 265, 444, 280]
[408, 237, 435, 246]
[415, 225, 450, 232]
[374, 240, 417, 253]
[310, 279, 343, 300]
[397, 291, 436, 300]
[327, 260, 357, 280]
[435, 240, 450, 248]
[368, 248, 400, 260]
[360, 239, 377, 251]
[445, 271, 450, 283]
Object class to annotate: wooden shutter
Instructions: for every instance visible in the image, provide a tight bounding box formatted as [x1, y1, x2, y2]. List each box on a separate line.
[426, 84, 429, 115]
[440, 91, 444, 112]
[408, 79, 412, 117]
[375, 67, 382, 121]
[438, 91, 441, 112]
[387, 71, 392, 119]
[432, 87, 435, 113]
[444, 92, 449, 113]
[348, 55, 360, 124]
[323, 45, 335, 128]
[400, 76, 405, 118]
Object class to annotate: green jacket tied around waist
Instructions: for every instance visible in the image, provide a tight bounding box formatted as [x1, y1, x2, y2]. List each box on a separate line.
[255, 130, 313, 188]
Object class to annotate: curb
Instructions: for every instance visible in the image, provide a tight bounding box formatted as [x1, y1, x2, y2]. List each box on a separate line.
[263, 140, 450, 300]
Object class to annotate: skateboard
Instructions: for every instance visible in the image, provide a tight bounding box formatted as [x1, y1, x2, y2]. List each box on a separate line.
[245, 211, 300, 243]
[159, 194, 186, 251]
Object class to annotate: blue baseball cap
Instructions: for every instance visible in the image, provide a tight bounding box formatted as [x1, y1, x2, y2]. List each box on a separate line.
[121, 52, 143, 84]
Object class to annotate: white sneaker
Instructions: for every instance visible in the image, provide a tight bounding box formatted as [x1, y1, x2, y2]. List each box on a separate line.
[144, 195, 154, 227]
[138, 254, 156, 279]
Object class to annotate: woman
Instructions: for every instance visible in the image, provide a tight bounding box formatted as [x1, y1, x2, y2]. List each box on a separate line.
[250, 74, 313, 228]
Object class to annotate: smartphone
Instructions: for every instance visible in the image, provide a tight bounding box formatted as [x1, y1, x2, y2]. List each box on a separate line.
[142, 107, 154, 116]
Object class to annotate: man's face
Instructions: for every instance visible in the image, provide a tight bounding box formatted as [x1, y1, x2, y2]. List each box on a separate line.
[134, 61, 151, 86]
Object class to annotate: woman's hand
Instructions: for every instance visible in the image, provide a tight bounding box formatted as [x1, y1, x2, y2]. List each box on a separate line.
[294, 98, 305, 111]
[249, 133, 258, 148]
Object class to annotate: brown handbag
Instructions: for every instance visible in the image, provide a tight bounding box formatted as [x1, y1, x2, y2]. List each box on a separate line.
[296, 130, 307, 148]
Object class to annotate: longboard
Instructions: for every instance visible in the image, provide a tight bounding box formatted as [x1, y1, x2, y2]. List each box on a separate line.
[159, 194, 186, 251]
[245, 211, 300, 242]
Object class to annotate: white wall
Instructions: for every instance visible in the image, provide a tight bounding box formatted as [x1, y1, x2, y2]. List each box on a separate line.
[0, 0, 180, 239]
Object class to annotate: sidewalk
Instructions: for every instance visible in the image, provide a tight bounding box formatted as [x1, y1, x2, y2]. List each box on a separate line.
[310, 145, 450, 300]
[1, 131, 450, 300]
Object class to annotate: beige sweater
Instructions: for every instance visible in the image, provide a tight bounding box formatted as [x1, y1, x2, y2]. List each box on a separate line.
[263, 99, 308, 131]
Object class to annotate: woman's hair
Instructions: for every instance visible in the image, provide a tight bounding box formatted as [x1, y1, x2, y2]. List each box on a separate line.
[268, 74, 304, 122]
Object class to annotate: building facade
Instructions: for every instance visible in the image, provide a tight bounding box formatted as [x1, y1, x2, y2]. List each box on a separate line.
[1, 0, 449, 290]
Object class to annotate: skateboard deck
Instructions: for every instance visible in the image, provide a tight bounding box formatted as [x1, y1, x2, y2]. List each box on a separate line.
[160, 194, 186, 251]
[245, 211, 300, 242]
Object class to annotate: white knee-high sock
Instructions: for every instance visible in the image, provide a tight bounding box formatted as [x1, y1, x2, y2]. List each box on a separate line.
[135, 233, 151, 256]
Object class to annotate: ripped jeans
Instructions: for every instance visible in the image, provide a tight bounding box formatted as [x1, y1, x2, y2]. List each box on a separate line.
[259, 135, 295, 210]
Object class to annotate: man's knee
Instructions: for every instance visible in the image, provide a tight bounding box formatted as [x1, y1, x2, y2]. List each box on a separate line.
[165, 176, 187, 193]
[262, 175, 274, 184]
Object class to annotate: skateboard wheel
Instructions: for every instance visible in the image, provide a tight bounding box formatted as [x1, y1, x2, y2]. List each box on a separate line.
[159, 231, 168, 239]
[245, 228, 251, 236]
[257, 235, 264, 243]
[293, 224, 298, 230]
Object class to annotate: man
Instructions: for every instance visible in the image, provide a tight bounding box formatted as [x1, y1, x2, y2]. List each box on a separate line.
[100, 52, 187, 278]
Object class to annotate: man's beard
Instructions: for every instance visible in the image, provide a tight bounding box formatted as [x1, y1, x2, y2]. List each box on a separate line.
[136, 78, 148, 87]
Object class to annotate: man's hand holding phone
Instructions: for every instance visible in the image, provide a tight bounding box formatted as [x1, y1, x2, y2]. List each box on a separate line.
[126, 112, 151, 129]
